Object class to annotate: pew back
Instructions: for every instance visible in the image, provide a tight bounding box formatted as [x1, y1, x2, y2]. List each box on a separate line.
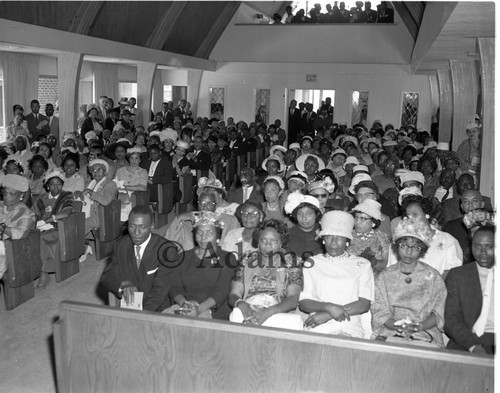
[56, 212, 86, 282]
[54, 302, 494, 393]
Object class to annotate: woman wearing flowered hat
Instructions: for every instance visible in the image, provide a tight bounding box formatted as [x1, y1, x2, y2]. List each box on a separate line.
[145, 211, 236, 320]
[308, 174, 336, 214]
[300, 211, 374, 338]
[456, 114, 481, 179]
[33, 169, 75, 288]
[371, 217, 447, 347]
[197, 177, 239, 216]
[114, 147, 148, 221]
[348, 199, 390, 276]
[285, 192, 323, 261]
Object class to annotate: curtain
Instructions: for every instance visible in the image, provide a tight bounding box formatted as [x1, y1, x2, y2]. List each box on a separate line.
[0, 52, 40, 130]
[171, 86, 187, 108]
[93, 63, 118, 105]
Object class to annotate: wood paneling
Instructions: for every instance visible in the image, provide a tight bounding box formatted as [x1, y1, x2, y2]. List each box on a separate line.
[55, 301, 494, 393]
[437, 68, 453, 144]
[68, 1, 104, 35]
[477, 38, 494, 202]
[450, 60, 478, 149]
[145, 2, 188, 50]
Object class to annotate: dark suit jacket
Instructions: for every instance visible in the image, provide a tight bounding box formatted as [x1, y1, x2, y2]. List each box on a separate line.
[301, 111, 316, 135]
[229, 137, 247, 157]
[104, 117, 118, 131]
[100, 234, 173, 310]
[443, 218, 472, 264]
[155, 111, 174, 128]
[288, 108, 302, 144]
[227, 185, 264, 204]
[81, 117, 104, 140]
[141, 157, 175, 203]
[255, 114, 267, 126]
[24, 113, 49, 142]
[187, 150, 211, 172]
[444, 263, 485, 351]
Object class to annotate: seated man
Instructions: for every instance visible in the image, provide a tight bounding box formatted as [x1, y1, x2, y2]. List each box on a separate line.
[443, 189, 491, 264]
[0, 175, 37, 279]
[100, 206, 176, 308]
[445, 225, 495, 355]
[227, 166, 264, 205]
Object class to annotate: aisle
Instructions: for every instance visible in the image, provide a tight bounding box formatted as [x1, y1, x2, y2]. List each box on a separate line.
[0, 255, 108, 393]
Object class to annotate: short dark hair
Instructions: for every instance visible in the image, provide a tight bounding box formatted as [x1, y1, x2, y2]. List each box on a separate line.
[29, 154, 49, 172]
[252, 219, 289, 249]
[147, 143, 161, 152]
[62, 152, 81, 170]
[39, 142, 53, 158]
[30, 99, 40, 106]
[354, 180, 380, 198]
[401, 195, 434, 218]
[290, 202, 322, 225]
[129, 205, 153, 223]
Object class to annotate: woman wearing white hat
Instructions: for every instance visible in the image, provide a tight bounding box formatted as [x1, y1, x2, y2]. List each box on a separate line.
[326, 148, 347, 181]
[371, 217, 447, 347]
[285, 193, 323, 261]
[261, 154, 285, 177]
[347, 199, 390, 276]
[300, 211, 374, 338]
[34, 169, 75, 288]
[295, 154, 325, 182]
[261, 176, 291, 226]
[456, 115, 481, 179]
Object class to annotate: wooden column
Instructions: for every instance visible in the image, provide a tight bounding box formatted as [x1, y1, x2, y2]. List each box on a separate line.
[437, 68, 453, 144]
[477, 38, 494, 201]
[136, 62, 156, 129]
[57, 53, 83, 141]
[187, 70, 203, 119]
[450, 60, 479, 150]
[428, 75, 439, 114]
[152, 71, 163, 114]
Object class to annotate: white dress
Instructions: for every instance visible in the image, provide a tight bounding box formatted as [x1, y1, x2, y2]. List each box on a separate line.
[300, 253, 374, 338]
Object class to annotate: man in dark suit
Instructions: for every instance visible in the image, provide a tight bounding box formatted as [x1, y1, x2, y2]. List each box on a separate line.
[185, 136, 212, 176]
[301, 103, 316, 136]
[24, 99, 49, 143]
[288, 100, 302, 145]
[45, 103, 59, 138]
[445, 226, 495, 355]
[96, 95, 108, 122]
[156, 102, 175, 128]
[141, 144, 178, 203]
[227, 167, 264, 204]
[228, 127, 247, 157]
[173, 99, 187, 124]
[100, 206, 176, 309]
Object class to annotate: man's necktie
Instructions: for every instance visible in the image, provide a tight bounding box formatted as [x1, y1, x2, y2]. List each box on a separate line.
[135, 245, 141, 268]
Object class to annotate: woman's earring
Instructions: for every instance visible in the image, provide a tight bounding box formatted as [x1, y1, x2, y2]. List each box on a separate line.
[425, 214, 430, 219]
[372, 223, 376, 228]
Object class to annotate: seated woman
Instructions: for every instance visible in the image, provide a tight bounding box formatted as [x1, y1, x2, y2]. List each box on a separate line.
[307, 175, 336, 214]
[61, 152, 85, 193]
[371, 217, 447, 348]
[284, 193, 323, 262]
[261, 154, 285, 177]
[28, 154, 49, 205]
[295, 153, 326, 182]
[37, 142, 56, 172]
[145, 212, 235, 319]
[347, 199, 390, 276]
[228, 219, 303, 329]
[261, 176, 290, 225]
[80, 105, 104, 142]
[78, 159, 118, 261]
[33, 170, 74, 288]
[0, 175, 36, 280]
[114, 147, 148, 222]
[198, 177, 239, 216]
[299, 211, 374, 338]
[221, 200, 263, 257]
[387, 195, 463, 277]
[281, 171, 307, 202]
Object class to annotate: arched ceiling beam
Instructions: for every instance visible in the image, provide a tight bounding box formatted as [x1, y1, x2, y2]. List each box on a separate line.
[194, 2, 241, 59]
[68, 1, 104, 35]
[392, 2, 422, 41]
[146, 2, 188, 50]
[409, 2, 457, 74]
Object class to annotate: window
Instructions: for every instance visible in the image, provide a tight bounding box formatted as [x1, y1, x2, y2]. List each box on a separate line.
[163, 85, 173, 102]
[209, 87, 225, 120]
[0, 79, 4, 142]
[118, 82, 137, 101]
[351, 91, 369, 126]
[255, 89, 271, 120]
[401, 92, 420, 128]
[289, 89, 335, 115]
[38, 77, 58, 109]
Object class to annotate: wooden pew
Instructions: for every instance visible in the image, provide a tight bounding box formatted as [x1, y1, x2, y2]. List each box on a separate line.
[56, 212, 86, 282]
[176, 174, 193, 215]
[54, 301, 494, 393]
[236, 154, 246, 174]
[212, 162, 224, 184]
[225, 157, 236, 189]
[151, 184, 174, 228]
[2, 231, 42, 310]
[246, 150, 256, 169]
[131, 189, 150, 208]
[92, 200, 121, 261]
[255, 147, 264, 168]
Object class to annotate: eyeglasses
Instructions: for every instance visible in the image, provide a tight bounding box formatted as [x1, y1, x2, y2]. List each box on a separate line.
[398, 243, 422, 252]
[199, 201, 216, 208]
[354, 215, 372, 222]
[311, 193, 328, 199]
[356, 192, 375, 199]
[259, 238, 280, 246]
[242, 211, 260, 218]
